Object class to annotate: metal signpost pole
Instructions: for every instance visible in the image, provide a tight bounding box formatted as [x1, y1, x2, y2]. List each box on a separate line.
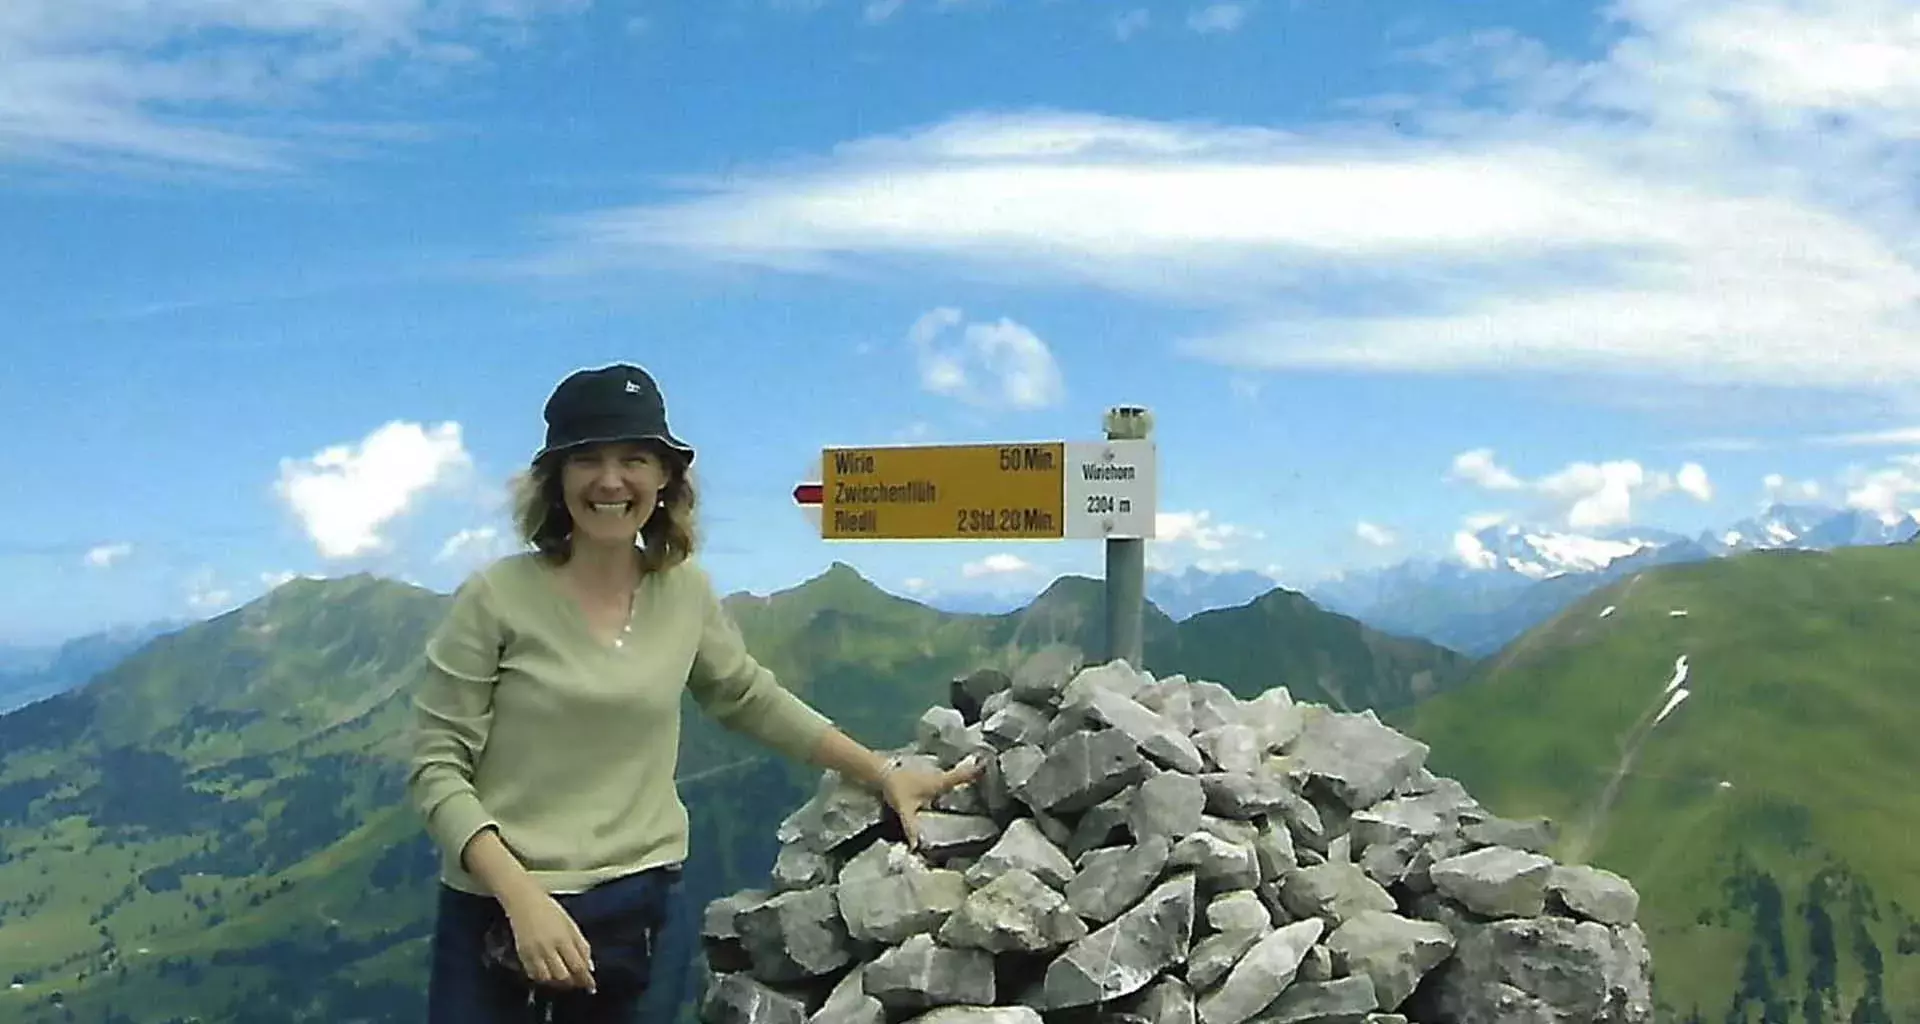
[1102, 406, 1152, 667]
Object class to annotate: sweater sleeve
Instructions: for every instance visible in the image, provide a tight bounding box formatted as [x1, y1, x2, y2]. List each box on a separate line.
[685, 562, 834, 763]
[407, 569, 505, 864]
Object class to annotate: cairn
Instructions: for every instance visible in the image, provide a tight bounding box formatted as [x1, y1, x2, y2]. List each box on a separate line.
[697, 654, 1653, 1024]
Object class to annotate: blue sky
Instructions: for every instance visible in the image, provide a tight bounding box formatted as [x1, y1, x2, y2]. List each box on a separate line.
[5, 0, 1920, 645]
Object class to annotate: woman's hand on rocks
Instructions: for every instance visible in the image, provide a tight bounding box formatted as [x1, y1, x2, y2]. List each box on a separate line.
[880, 755, 985, 850]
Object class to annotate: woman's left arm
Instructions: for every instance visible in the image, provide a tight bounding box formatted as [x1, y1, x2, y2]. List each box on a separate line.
[682, 561, 980, 845]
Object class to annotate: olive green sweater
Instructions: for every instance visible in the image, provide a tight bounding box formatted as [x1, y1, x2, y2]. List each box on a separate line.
[406, 551, 834, 896]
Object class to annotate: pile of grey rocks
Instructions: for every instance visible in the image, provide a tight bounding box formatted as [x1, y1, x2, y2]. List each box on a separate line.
[696, 654, 1653, 1024]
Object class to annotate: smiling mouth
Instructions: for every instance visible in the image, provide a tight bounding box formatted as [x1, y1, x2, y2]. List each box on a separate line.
[588, 501, 634, 516]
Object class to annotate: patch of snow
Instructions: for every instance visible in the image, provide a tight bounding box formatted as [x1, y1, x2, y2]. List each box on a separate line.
[1655, 688, 1690, 724]
[1600, 605, 1617, 618]
[1664, 655, 1690, 695]
[8, 983, 22, 991]
[1721, 530, 1744, 547]
[1669, 609, 1689, 617]
[1718, 780, 1733, 789]
[1525, 532, 1658, 574]
[1765, 521, 1798, 544]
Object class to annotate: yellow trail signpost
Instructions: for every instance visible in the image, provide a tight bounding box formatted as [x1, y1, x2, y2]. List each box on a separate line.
[791, 407, 1158, 663]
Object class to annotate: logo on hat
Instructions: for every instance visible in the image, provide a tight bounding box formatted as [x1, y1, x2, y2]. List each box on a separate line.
[625, 380, 642, 394]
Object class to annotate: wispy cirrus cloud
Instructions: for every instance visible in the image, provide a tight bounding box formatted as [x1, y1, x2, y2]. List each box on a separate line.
[532, 0, 1920, 402]
[0, 0, 585, 173]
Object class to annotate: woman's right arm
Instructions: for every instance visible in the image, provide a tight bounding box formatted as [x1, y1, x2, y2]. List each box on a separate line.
[408, 571, 523, 890]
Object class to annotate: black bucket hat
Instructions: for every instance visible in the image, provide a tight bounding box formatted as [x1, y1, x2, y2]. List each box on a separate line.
[533, 363, 696, 466]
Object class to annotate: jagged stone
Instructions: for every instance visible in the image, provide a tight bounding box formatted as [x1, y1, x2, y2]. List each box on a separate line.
[1256, 973, 1379, 1023]
[1195, 917, 1324, 1024]
[1414, 916, 1653, 1023]
[1069, 686, 1207, 773]
[811, 967, 885, 1024]
[937, 867, 1089, 953]
[863, 933, 996, 1013]
[965, 816, 1076, 891]
[1198, 769, 1292, 820]
[1279, 863, 1397, 928]
[932, 778, 992, 817]
[774, 846, 836, 891]
[704, 889, 771, 943]
[1060, 659, 1153, 706]
[916, 812, 1003, 859]
[1134, 976, 1197, 1024]
[1207, 890, 1273, 933]
[1032, 872, 1197, 1009]
[1014, 729, 1151, 814]
[1238, 687, 1306, 752]
[1548, 864, 1640, 926]
[1131, 771, 1207, 842]
[1253, 819, 1297, 884]
[1296, 943, 1335, 983]
[952, 668, 1013, 725]
[837, 868, 968, 945]
[1066, 835, 1174, 923]
[1323, 910, 1456, 1011]
[983, 701, 1052, 749]
[1067, 785, 1139, 860]
[1462, 814, 1556, 854]
[1187, 922, 1267, 991]
[1429, 846, 1555, 918]
[736, 886, 857, 982]
[980, 687, 1014, 721]
[1288, 710, 1430, 810]
[1009, 644, 1083, 708]
[918, 707, 972, 762]
[1187, 681, 1243, 734]
[1195, 723, 1263, 775]
[701, 971, 809, 1024]
[778, 771, 888, 854]
[903, 1009, 1042, 1024]
[1169, 828, 1260, 892]
[1137, 680, 1198, 736]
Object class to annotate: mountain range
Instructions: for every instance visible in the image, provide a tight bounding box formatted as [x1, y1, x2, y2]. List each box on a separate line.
[0, 560, 1467, 1024]
[1306, 502, 1919, 655]
[0, 621, 184, 716]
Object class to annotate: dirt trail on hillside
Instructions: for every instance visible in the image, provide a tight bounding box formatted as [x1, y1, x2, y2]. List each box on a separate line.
[1567, 650, 1687, 864]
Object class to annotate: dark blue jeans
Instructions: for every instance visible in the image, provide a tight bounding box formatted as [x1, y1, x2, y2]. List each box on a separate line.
[427, 866, 684, 1024]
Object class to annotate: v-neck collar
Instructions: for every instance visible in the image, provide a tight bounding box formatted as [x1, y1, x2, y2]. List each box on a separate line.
[532, 555, 644, 650]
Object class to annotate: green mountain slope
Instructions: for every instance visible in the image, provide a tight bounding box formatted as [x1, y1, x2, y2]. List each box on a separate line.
[0, 560, 1467, 1024]
[1393, 544, 1920, 1024]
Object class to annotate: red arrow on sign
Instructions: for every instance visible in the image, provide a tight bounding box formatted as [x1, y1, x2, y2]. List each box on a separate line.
[793, 483, 823, 505]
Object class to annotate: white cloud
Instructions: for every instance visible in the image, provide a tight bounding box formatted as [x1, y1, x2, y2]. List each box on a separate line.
[1841, 454, 1920, 524]
[1452, 531, 1499, 570]
[1355, 521, 1396, 547]
[1463, 511, 1510, 532]
[0, 0, 585, 173]
[1449, 448, 1714, 530]
[437, 525, 512, 565]
[83, 542, 132, 568]
[961, 553, 1035, 578]
[1810, 426, 1920, 446]
[1187, 4, 1248, 35]
[908, 308, 1065, 410]
[536, 1, 1920, 399]
[1448, 449, 1524, 491]
[1113, 9, 1149, 41]
[275, 420, 473, 559]
[1155, 510, 1259, 552]
[1762, 472, 1823, 503]
[184, 568, 236, 615]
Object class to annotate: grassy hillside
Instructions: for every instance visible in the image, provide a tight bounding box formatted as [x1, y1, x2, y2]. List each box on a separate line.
[0, 560, 1467, 1023]
[1393, 544, 1920, 1024]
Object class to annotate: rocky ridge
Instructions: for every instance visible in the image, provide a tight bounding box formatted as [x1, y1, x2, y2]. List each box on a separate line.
[696, 656, 1653, 1024]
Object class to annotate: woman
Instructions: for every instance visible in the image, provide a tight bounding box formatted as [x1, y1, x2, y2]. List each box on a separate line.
[407, 363, 979, 1023]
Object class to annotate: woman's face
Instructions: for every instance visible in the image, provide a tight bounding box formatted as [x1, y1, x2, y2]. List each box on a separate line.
[558, 441, 672, 544]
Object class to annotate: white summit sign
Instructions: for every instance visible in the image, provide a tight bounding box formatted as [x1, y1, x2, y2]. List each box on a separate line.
[1062, 439, 1157, 540]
